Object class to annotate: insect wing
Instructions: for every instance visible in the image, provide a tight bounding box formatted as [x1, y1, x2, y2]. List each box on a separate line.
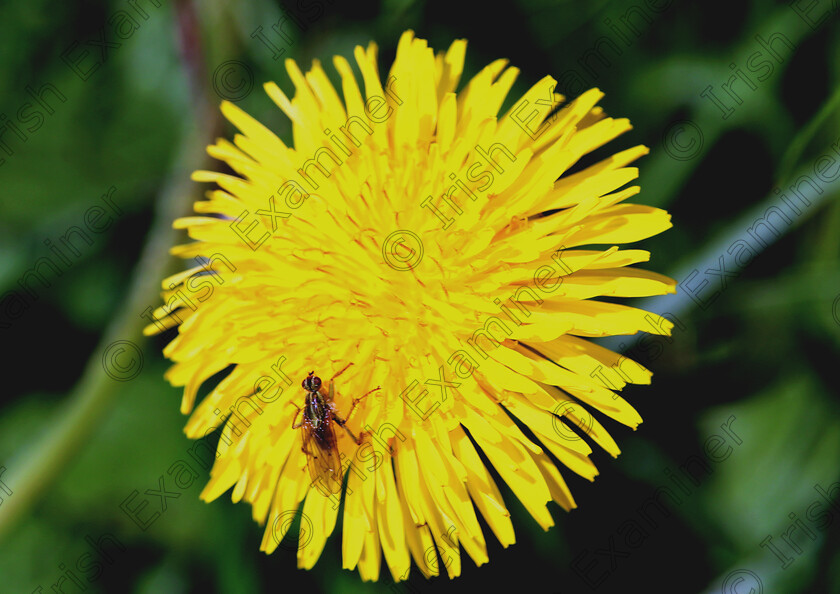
[302, 413, 344, 495]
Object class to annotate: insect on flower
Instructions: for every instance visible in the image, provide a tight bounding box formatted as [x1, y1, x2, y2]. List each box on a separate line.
[292, 363, 381, 495]
[150, 29, 678, 581]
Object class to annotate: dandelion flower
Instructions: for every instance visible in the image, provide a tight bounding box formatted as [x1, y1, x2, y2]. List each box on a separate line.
[146, 30, 676, 582]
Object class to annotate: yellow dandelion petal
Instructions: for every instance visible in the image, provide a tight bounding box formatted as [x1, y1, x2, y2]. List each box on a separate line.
[149, 30, 676, 582]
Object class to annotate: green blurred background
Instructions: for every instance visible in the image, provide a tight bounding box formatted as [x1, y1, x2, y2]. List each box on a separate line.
[1, 0, 839, 592]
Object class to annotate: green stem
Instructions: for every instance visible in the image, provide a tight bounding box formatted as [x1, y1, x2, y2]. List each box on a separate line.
[599, 150, 840, 354]
[0, 2, 222, 542]
[777, 82, 840, 185]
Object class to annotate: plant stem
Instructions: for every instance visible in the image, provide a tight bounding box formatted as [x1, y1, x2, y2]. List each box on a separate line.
[0, 0, 222, 542]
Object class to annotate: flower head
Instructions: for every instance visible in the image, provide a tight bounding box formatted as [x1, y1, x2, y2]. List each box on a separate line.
[147, 30, 675, 582]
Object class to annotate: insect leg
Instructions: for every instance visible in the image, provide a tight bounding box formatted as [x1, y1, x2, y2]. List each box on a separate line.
[328, 362, 354, 383]
[343, 386, 381, 423]
[333, 419, 362, 445]
[291, 404, 303, 429]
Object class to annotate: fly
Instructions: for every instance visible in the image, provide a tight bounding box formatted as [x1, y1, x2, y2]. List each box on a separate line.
[292, 363, 380, 494]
